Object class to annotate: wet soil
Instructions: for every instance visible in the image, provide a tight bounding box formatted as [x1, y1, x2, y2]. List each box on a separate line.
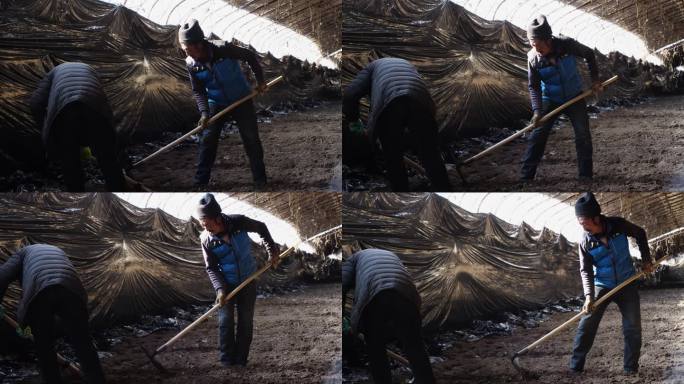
[343, 95, 684, 191]
[101, 283, 341, 384]
[434, 288, 684, 384]
[127, 102, 341, 192]
[1, 283, 341, 384]
[453, 95, 684, 192]
[0, 102, 341, 192]
[433, 287, 684, 383]
[343, 287, 683, 383]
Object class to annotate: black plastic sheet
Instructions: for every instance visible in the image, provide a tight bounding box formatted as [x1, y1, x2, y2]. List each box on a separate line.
[342, 193, 582, 329]
[653, 231, 684, 283]
[0, 0, 340, 173]
[0, 193, 339, 326]
[342, 0, 678, 141]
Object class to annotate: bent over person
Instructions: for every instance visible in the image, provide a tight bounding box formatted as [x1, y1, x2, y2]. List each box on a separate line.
[342, 248, 435, 383]
[0, 244, 105, 383]
[343, 58, 451, 192]
[29, 62, 126, 191]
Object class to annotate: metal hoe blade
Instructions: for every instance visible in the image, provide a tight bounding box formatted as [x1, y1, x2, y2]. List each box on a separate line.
[511, 352, 540, 380]
[140, 346, 167, 373]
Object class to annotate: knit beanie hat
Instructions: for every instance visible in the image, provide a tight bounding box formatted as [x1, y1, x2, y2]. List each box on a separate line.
[179, 19, 205, 43]
[528, 15, 552, 40]
[197, 193, 221, 219]
[575, 192, 601, 217]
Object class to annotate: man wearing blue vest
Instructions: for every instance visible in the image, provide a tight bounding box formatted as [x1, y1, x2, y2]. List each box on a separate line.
[570, 192, 655, 375]
[179, 20, 268, 188]
[522, 15, 603, 182]
[197, 193, 279, 366]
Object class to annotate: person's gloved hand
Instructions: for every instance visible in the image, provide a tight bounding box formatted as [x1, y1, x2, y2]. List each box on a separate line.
[342, 316, 352, 337]
[198, 113, 210, 130]
[256, 81, 268, 94]
[591, 81, 604, 94]
[215, 289, 227, 307]
[642, 262, 655, 275]
[267, 242, 280, 267]
[16, 325, 32, 339]
[582, 296, 594, 313]
[530, 110, 542, 127]
[80, 147, 93, 162]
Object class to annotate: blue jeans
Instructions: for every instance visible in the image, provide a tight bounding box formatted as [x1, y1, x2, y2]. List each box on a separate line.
[217, 281, 257, 365]
[520, 98, 593, 179]
[195, 100, 266, 185]
[570, 282, 642, 372]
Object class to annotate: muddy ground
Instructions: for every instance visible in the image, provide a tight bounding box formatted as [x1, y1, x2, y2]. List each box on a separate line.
[344, 95, 684, 191]
[127, 102, 341, 192]
[454, 95, 684, 192]
[103, 283, 341, 384]
[432, 287, 684, 383]
[343, 287, 683, 384]
[0, 102, 341, 192]
[2, 283, 341, 384]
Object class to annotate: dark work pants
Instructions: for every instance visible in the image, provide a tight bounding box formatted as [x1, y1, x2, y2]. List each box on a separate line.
[50, 102, 125, 192]
[570, 282, 642, 372]
[361, 290, 435, 384]
[375, 97, 451, 192]
[26, 285, 105, 384]
[217, 281, 257, 365]
[520, 98, 593, 179]
[195, 100, 266, 185]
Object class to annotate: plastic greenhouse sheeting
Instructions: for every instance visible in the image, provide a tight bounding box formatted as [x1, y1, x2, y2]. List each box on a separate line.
[652, 231, 684, 282]
[0, 193, 339, 326]
[0, 0, 340, 172]
[342, 0, 671, 141]
[342, 192, 582, 329]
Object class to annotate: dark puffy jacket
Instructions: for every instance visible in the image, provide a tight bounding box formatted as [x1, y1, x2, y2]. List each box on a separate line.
[527, 36, 598, 111]
[0, 244, 88, 326]
[342, 249, 421, 333]
[342, 58, 435, 139]
[201, 214, 276, 292]
[29, 62, 114, 146]
[579, 216, 653, 298]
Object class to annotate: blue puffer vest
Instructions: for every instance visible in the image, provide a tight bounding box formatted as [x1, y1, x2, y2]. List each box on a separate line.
[586, 231, 635, 289]
[538, 55, 583, 104]
[206, 231, 255, 285]
[191, 56, 252, 107]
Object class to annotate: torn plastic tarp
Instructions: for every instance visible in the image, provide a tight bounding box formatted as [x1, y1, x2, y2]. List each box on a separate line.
[342, 193, 582, 329]
[0, 0, 340, 173]
[342, 0, 677, 141]
[663, 255, 684, 282]
[0, 193, 340, 327]
[652, 232, 684, 282]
